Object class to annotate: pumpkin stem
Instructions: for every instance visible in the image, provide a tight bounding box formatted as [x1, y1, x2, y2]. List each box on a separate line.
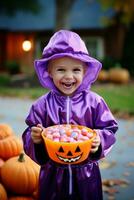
[18, 153, 25, 162]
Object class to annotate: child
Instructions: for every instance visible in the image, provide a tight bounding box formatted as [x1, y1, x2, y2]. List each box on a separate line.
[22, 30, 118, 200]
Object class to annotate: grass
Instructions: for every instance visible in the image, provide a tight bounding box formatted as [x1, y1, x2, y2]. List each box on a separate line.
[0, 83, 134, 116]
[0, 87, 48, 99]
[92, 83, 134, 116]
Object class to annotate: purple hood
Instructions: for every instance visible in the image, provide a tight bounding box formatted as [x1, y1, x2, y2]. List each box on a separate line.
[34, 30, 102, 92]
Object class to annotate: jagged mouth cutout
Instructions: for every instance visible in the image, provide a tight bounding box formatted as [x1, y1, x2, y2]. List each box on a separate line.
[56, 152, 83, 163]
[56, 145, 83, 163]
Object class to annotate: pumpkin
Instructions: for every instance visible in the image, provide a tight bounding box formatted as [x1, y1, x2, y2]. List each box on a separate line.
[1, 153, 40, 195]
[42, 125, 96, 164]
[0, 158, 4, 179]
[0, 183, 8, 200]
[108, 68, 130, 84]
[97, 69, 109, 82]
[0, 136, 23, 160]
[9, 197, 34, 200]
[0, 123, 14, 139]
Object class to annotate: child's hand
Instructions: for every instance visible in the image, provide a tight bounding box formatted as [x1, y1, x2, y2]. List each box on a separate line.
[90, 132, 101, 153]
[31, 124, 44, 144]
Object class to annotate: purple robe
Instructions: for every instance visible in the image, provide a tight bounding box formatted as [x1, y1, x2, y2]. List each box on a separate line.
[22, 30, 118, 200]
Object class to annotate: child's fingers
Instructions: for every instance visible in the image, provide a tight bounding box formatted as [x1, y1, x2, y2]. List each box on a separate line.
[31, 125, 43, 133]
[92, 141, 99, 147]
[90, 146, 99, 153]
[31, 127, 42, 137]
[91, 139, 100, 150]
[31, 126, 39, 133]
[92, 140, 100, 146]
[32, 136, 42, 144]
[34, 138, 42, 144]
[37, 124, 44, 131]
[30, 125, 44, 144]
[31, 130, 42, 144]
[93, 134, 101, 144]
[91, 135, 101, 153]
[32, 132, 41, 137]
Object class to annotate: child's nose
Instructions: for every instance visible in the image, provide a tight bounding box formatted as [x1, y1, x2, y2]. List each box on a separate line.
[64, 71, 73, 79]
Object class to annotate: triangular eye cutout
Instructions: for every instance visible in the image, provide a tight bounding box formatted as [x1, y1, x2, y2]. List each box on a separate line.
[75, 146, 81, 152]
[58, 146, 64, 152]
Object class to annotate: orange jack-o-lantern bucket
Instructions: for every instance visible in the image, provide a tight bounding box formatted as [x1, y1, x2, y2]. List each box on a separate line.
[41, 124, 96, 164]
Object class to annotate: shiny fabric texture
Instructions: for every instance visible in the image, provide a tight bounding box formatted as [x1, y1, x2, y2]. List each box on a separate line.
[22, 30, 118, 200]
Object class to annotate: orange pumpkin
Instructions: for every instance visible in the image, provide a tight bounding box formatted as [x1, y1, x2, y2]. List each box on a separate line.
[108, 68, 130, 84]
[0, 136, 23, 160]
[0, 158, 4, 179]
[0, 183, 8, 200]
[42, 125, 96, 164]
[1, 153, 40, 195]
[0, 123, 14, 139]
[97, 69, 109, 82]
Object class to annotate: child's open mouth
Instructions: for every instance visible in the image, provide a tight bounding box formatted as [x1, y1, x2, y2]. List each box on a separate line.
[62, 82, 75, 89]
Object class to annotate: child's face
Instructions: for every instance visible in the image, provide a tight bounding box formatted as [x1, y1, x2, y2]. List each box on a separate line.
[48, 57, 86, 96]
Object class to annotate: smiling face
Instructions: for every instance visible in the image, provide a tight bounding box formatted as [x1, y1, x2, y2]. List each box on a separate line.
[56, 145, 83, 163]
[48, 57, 86, 96]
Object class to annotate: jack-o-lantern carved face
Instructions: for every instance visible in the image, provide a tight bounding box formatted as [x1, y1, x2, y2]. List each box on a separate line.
[42, 125, 96, 164]
[56, 145, 83, 163]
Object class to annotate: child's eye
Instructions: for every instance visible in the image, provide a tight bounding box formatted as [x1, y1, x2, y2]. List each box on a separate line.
[57, 68, 65, 72]
[73, 68, 81, 72]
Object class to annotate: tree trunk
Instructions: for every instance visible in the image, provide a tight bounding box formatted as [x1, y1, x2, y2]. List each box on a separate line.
[55, 0, 76, 31]
[114, 24, 127, 59]
[105, 23, 127, 61]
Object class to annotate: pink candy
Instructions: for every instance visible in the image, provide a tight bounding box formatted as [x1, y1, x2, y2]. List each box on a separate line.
[43, 125, 94, 143]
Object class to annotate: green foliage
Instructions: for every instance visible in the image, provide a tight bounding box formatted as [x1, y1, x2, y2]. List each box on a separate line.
[0, 0, 41, 16]
[0, 74, 10, 86]
[5, 60, 20, 75]
[101, 56, 120, 70]
[98, 0, 134, 25]
[98, 0, 115, 10]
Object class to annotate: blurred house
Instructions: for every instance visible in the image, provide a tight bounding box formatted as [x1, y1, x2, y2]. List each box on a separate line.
[0, 0, 115, 74]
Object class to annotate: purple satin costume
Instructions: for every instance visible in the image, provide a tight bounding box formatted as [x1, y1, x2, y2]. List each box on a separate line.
[22, 30, 118, 200]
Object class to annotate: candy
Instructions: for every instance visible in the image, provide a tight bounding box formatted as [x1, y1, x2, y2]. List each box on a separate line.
[71, 131, 78, 139]
[44, 125, 94, 143]
[80, 136, 89, 141]
[81, 128, 88, 136]
[60, 136, 68, 142]
[59, 129, 66, 135]
[66, 129, 72, 137]
[87, 132, 94, 138]
[53, 132, 61, 138]
[53, 138, 60, 142]
[47, 134, 53, 140]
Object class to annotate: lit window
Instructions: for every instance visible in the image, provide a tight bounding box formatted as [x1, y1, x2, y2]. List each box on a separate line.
[22, 40, 32, 51]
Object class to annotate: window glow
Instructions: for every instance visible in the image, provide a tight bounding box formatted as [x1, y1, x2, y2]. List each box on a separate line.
[22, 40, 32, 51]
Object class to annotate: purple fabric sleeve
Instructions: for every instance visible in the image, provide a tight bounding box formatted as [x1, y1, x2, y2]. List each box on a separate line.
[89, 96, 118, 161]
